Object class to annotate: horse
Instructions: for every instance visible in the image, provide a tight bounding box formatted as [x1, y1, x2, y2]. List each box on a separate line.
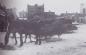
[0, 5, 10, 47]
[6, 19, 33, 46]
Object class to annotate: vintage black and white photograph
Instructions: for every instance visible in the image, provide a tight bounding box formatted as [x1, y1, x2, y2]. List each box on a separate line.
[0, 0, 86, 55]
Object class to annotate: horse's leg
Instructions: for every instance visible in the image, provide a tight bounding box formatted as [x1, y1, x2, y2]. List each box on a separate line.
[13, 33, 17, 45]
[20, 34, 23, 46]
[35, 35, 39, 45]
[38, 36, 42, 45]
[29, 34, 32, 43]
[4, 32, 9, 46]
[24, 34, 27, 43]
[11, 33, 15, 38]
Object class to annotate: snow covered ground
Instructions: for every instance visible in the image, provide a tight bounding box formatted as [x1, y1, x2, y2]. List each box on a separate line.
[1, 24, 86, 55]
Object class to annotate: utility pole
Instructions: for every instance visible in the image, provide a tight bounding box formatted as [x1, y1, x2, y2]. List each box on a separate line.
[80, 3, 86, 14]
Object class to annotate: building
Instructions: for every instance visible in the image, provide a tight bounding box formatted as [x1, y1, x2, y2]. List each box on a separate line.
[80, 3, 86, 15]
[27, 4, 44, 16]
[26, 4, 57, 20]
[43, 11, 56, 18]
[19, 11, 27, 18]
[60, 13, 75, 19]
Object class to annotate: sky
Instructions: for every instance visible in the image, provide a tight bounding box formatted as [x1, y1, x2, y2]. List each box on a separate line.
[1, 0, 86, 15]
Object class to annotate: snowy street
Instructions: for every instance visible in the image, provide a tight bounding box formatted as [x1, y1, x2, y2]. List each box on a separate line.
[1, 24, 86, 55]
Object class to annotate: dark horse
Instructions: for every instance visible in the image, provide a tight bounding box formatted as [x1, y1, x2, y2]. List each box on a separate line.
[3, 10, 24, 46]
[0, 5, 18, 46]
[0, 5, 10, 47]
